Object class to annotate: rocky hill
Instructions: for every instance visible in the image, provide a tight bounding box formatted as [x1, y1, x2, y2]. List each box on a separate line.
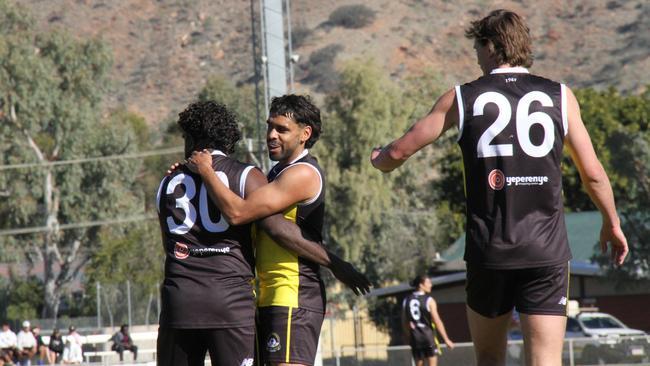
[20, 0, 649, 125]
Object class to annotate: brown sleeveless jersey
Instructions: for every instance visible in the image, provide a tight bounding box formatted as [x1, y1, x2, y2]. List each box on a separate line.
[156, 150, 256, 328]
[456, 68, 572, 269]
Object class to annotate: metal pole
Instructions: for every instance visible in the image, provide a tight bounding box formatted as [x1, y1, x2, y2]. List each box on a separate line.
[157, 288, 161, 320]
[353, 304, 359, 361]
[96, 282, 101, 329]
[568, 339, 575, 366]
[250, 0, 264, 166]
[259, 0, 269, 112]
[285, 0, 294, 92]
[127, 280, 132, 326]
[329, 317, 335, 362]
[260, 0, 270, 172]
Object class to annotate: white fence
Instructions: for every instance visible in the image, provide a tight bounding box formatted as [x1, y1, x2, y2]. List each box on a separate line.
[320, 335, 650, 366]
[31, 332, 650, 366]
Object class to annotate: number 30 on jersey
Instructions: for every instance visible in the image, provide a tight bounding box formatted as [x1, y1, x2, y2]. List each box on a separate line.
[474, 91, 555, 158]
[160, 173, 230, 234]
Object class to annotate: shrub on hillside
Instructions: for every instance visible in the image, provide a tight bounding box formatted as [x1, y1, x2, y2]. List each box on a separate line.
[291, 25, 312, 49]
[298, 44, 343, 93]
[328, 5, 375, 29]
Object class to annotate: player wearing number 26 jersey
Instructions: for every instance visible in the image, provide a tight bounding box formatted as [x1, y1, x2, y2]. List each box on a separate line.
[371, 9, 628, 366]
[456, 68, 570, 269]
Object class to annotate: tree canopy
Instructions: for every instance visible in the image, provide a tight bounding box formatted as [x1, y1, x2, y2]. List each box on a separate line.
[0, 0, 147, 319]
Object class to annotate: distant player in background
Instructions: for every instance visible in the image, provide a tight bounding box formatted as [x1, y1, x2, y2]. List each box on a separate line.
[402, 275, 454, 366]
[371, 9, 628, 366]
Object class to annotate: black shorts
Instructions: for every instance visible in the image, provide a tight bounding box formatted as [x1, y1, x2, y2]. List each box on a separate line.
[157, 327, 255, 366]
[257, 306, 324, 366]
[411, 344, 440, 360]
[466, 262, 570, 318]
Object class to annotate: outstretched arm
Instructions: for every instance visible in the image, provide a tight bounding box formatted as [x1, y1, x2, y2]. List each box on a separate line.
[188, 150, 320, 225]
[564, 86, 628, 266]
[371, 88, 458, 172]
[428, 297, 454, 349]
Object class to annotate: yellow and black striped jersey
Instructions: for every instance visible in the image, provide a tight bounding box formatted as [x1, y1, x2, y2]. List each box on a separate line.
[256, 150, 326, 313]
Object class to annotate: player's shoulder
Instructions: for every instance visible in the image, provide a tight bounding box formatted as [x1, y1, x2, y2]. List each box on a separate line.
[276, 164, 320, 188]
[215, 155, 257, 174]
[526, 73, 562, 86]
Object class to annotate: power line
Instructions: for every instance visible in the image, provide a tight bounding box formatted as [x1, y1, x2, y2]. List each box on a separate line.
[0, 214, 157, 237]
[0, 147, 184, 172]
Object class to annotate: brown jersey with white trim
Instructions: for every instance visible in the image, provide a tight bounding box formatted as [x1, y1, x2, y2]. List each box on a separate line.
[456, 68, 571, 269]
[156, 152, 255, 328]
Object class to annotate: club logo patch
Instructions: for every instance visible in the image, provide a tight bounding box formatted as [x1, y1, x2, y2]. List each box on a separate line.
[488, 169, 505, 190]
[266, 332, 281, 353]
[174, 242, 190, 259]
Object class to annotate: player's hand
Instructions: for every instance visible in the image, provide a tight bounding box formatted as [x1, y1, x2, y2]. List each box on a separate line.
[445, 339, 455, 350]
[187, 149, 213, 175]
[328, 255, 371, 296]
[166, 162, 182, 175]
[600, 223, 628, 266]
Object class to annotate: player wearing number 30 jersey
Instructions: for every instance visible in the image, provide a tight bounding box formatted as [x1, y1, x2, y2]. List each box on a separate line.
[371, 9, 628, 366]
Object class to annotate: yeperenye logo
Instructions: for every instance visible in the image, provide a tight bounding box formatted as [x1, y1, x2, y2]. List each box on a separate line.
[488, 169, 549, 190]
[506, 175, 549, 186]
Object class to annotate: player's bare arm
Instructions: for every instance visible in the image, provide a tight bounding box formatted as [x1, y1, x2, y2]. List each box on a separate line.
[244, 168, 371, 295]
[564, 86, 629, 265]
[188, 149, 320, 225]
[370, 88, 458, 172]
[428, 298, 454, 350]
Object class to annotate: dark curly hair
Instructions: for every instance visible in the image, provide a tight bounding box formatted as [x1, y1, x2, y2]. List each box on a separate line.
[177, 101, 241, 155]
[269, 94, 322, 148]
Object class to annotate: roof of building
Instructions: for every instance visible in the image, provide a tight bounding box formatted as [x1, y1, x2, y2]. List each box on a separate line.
[442, 211, 602, 263]
[369, 211, 604, 298]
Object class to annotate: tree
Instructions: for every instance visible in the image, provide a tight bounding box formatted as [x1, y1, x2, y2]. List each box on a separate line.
[1, 275, 43, 322]
[85, 222, 164, 326]
[318, 62, 449, 325]
[319, 61, 474, 342]
[588, 88, 650, 281]
[0, 0, 143, 319]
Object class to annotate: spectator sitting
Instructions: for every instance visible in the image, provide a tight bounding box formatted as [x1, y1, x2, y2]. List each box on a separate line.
[111, 324, 137, 361]
[61, 326, 82, 365]
[31, 326, 47, 366]
[0, 322, 18, 365]
[16, 321, 36, 366]
[47, 329, 63, 365]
